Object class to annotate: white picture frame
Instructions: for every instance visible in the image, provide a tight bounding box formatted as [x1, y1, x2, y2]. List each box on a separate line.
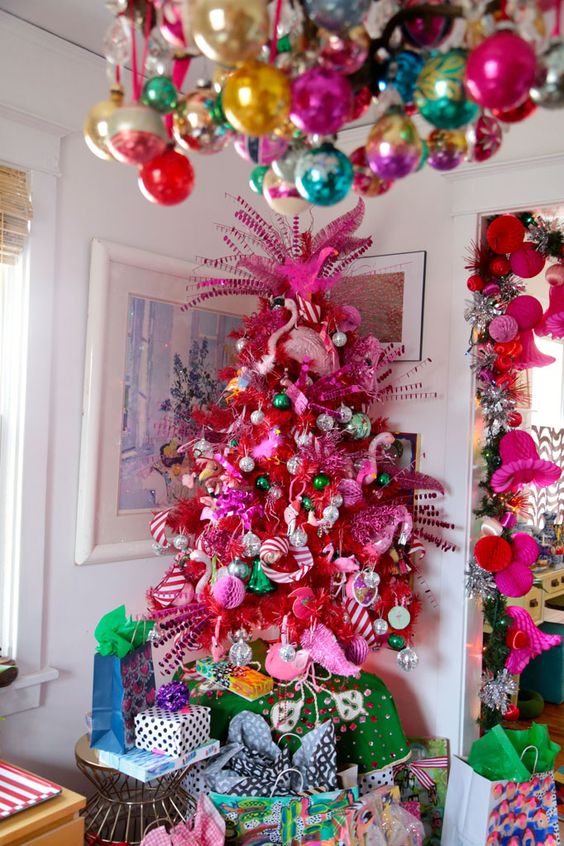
[75, 240, 254, 565]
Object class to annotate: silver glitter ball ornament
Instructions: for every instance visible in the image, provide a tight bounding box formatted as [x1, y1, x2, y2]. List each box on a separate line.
[236, 337, 247, 353]
[239, 455, 256, 473]
[373, 618, 389, 636]
[363, 570, 381, 589]
[242, 531, 261, 556]
[279, 643, 297, 662]
[229, 639, 253, 667]
[193, 437, 212, 457]
[287, 456, 303, 475]
[317, 413, 335, 432]
[152, 541, 166, 555]
[250, 409, 265, 425]
[530, 41, 564, 110]
[338, 405, 353, 423]
[332, 331, 347, 347]
[269, 485, 283, 500]
[289, 526, 308, 547]
[173, 534, 189, 550]
[397, 646, 419, 672]
[228, 558, 249, 579]
[322, 505, 340, 524]
[331, 493, 344, 508]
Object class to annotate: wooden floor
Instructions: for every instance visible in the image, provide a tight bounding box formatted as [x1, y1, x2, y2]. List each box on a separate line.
[512, 701, 564, 770]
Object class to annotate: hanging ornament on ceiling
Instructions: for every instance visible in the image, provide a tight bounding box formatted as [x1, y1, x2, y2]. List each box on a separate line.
[465, 29, 538, 112]
[366, 107, 422, 180]
[83, 85, 125, 160]
[106, 104, 168, 165]
[400, 0, 454, 48]
[190, 0, 269, 65]
[530, 41, 564, 109]
[414, 50, 479, 129]
[138, 147, 195, 205]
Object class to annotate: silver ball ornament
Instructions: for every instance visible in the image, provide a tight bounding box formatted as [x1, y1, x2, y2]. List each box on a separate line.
[173, 534, 189, 550]
[289, 526, 308, 547]
[317, 412, 335, 432]
[242, 531, 261, 556]
[322, 505, 340, 524]
[332, 331, 347, 347]
[331, 493, 344, 508]
[272, 145, 305, 181]
[295, 429, 312, 447]
[397, 646, 419, 672]
[530, 41, 564, 110]
[279, 643, 297, 662]
[287, 455, 303, 475]
[229, 639, 253, 667]
[228, 558, 249, 579]
[236, 337, 247, 353]
[239, 455, 256, 473]
[269, 485, 283, 500]
[373, 618, 389, 636]
[193, 437, 212, 457]
[338, 405, 353, 423]
[152, 541, 166, 555]
[250, 409, 265, 425]
[363, 570, 381, 589]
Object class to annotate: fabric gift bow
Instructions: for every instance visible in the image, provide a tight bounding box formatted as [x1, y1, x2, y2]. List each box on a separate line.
[393, 755, 448, 791]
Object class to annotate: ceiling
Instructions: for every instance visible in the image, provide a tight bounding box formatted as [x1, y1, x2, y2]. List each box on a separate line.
[0, 0, 110, 56]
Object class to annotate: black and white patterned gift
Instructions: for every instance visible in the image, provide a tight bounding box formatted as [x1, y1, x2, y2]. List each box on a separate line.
[134, 705, 211, 757]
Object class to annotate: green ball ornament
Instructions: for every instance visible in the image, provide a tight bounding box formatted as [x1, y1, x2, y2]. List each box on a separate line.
[414, 49, 478, 129]
[376, 472, 392, 487]
[255, 474, 272, 491]
[249, 165, 269, 194]
[273, 392, 292, 410]
[141, 76, 178, 114]
[345, 412, 372, 440]
[313, 473, 331, 490]
[301, 496, 314, 511]
[388, 633, 406, 651]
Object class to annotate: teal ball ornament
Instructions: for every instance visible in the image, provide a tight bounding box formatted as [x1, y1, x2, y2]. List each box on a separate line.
[273, 392, 292, 410]
[345, 412, 372, 440]
[295, 143, 353, 207]
[301, 495, 314, 511]
[312, 473, 331, 490]
[255, 474, 272, 491]
[141, 75, 178, 114]
[249, 165, 269, 194]
[414, 50, 479, 129]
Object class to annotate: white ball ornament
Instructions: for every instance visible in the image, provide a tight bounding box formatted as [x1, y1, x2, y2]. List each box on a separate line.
[332, 331, 347, 347]
[250, 409, 265, 425]
[239, 455, 256, 473]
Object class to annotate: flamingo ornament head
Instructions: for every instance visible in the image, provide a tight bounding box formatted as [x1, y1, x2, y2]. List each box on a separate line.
[278, 247, 341, 299]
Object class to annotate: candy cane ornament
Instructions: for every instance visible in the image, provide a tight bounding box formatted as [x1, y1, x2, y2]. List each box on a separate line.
[261, 544, 314, 583]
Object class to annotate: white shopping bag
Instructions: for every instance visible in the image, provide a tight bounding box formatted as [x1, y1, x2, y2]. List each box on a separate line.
[442, 755, 559, 846]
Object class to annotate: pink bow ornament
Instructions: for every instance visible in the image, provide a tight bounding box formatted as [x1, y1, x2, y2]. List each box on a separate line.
[491, 431, 561, 493]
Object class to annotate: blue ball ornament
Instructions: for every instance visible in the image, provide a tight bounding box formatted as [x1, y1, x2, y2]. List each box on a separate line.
[303, 0, 371, 32]
[414, 49, 479, 129]
[295, 143, 353, 207]
[387, 51, 424, 105]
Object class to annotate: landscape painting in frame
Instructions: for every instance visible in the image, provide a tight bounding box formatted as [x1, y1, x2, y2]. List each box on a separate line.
[118, 296, 240, 512]
[330, 250, 426, 361]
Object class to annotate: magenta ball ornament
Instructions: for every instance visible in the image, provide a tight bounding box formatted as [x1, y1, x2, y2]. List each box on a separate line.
[290, 67, 353, 136]
[465, 30, 538, 112]
[234, 134, 288, 165]
[401, 0, 454, 48]
[366, 107, 422, 180]
[344, 635, 369, 666]
[546, 264, 564, 286]
[212, 574, 246, 609]
[510, 243, 546, 279]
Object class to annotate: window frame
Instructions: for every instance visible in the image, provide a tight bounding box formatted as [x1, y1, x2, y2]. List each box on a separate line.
[0, 113, 61, 716]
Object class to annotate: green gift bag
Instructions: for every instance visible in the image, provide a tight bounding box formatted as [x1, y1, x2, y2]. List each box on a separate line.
[468, 722, 560, 782]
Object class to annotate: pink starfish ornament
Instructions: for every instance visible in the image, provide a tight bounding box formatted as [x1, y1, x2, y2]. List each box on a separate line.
[505, 605, 562, 674]
[491, 431, 561, 493]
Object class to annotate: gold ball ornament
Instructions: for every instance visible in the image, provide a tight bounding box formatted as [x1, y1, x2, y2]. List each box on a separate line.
[190, 0, 269, 66]
[83, 85, 124, 160]
[173, 88, 233, 154]
[223, 61, 291, 136]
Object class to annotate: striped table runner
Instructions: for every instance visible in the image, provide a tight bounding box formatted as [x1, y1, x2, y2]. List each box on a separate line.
[0, 760, 61, 819]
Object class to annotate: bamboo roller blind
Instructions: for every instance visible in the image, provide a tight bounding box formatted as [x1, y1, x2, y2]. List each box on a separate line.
[0, 166, 32, 266]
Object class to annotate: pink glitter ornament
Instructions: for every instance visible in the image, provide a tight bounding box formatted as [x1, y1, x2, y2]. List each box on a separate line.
[318, 27, 369, 76]
[510, 243, 546, 279]
[344, 634, 369, 666]
[301, 623, 360, 676]
[488, 315, 519, 343]
[290, 67, 353, 136]
[465, 30, 538, 112]
[212, 574, 246, 609]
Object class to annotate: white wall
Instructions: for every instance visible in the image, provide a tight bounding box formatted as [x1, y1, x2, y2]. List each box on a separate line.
[1, 12, 563, 791]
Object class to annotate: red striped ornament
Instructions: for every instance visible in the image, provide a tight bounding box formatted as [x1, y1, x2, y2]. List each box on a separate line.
[261, 544, 314, 583]
[260, 536, 290, 564]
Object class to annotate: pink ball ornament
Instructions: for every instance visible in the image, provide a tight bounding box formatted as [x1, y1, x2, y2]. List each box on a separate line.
[546, 263, 564, 286]
[290, 67, 353, 136]
[344, 634, 369, 666]
[212, 574, 246, 609]
[470, 114, 502, 163]
[510, 243, 546, 279]
[506, 295, 543, 330]
[107, 104, 168, 165]
[234, 134, 288, 165]
[489, 315, 519, 343]
[318, 27, 370, 76]
[465, 30, 538, 112]
[401, 0, 454, 48]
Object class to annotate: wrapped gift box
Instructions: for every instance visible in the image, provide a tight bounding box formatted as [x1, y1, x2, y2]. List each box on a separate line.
[99, 738, 219, 783]
[393, 736, 449, 846]
[195, 658, 273, 701]
[134, 704, 211, 758]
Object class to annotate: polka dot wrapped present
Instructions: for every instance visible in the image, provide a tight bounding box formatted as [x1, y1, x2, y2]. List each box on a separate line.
[134, 704, 211, 758]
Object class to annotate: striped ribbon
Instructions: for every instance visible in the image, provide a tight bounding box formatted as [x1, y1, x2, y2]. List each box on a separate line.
[344, 598, 379, 647]
[393, 756, 448, 791]
[150, 507, 172, 548]
[151, 564, 186, 605]
[296, 294, 322, 324]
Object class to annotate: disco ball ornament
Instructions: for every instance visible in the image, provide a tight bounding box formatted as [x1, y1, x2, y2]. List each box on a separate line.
[83, 85, 125, 160]
[228, 558, 250, 579]
[322, 505, 340, 524]
[366, 107, 422, 180]
[191, 0, 269, 65]
[242, 531, 261, 556]
[350, 146, 393, 198]
[193, 437, 212, 456]
[289, 526, 308, 547]
[223, 61, 291, 137]
[492, 96, 537, 123]
[465, 30, 537, 112]
[262, 168, 311, 216]
[279, 643, 297, 662]
[229, 637, 253, 667]
[141, 75, 178, 114]
[138, 148, 195, 206]
[107, 104, 168, 165]
[173, 89, 233, 155]
[173, 534, 189, 550]
[302, 0, 371, 32]
[290, 68, 353, 136]
[272, 143, 307, 182]
[250, 409, 265, 424]
[338, 405, 353, 423]
[287, 456, 303, 475]
[331, 493, 344, 508]
[152, 541, 166, 555]
[401, 0, 454, 48]
[470, 114, 502, 162]
[234, 133, 288, 164]
[531, 41, 564, 109]
[318, 26, 370, 76]
[295, 144, 353, 207]
[345, 412, 372, 439]
[427, 129, 467, 171]
[235, 337, 246, 352]
[363, 570, 381, 588]
[387, 50, 424, 105]
[374, 618, 389, 636]
[316, 412, 335, 432]
[239, 455, 256, 472]
[414, 50, 479, 130]
[397, 646, 419, 672]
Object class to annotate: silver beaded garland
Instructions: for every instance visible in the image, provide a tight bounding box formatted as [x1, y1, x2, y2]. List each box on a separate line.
[316, 413, 335, 432]
[332, 331, 347, 347]
[239, 455, 256, 473]
[250, 409, 265, 425]
[397, 646, 419, 672]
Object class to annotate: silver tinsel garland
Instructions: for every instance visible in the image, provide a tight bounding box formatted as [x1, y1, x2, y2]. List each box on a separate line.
[480, 669, 517, 714]
[464, 296, 500, 334]
[478, 382, 516, 435]
[466, 561, 497, 601]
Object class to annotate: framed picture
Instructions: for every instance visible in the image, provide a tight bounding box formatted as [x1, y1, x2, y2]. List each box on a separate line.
[75, 240, 254, 565]
[330, 250, 426, 360]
